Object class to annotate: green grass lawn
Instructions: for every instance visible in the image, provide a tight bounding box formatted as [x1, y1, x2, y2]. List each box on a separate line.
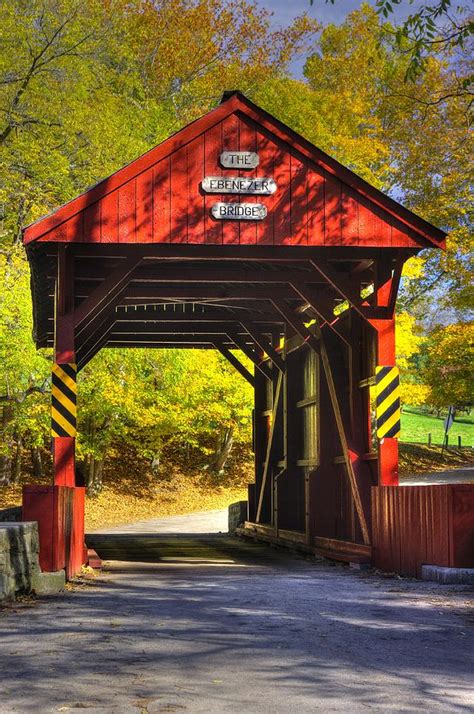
[401, 407, 474, 446]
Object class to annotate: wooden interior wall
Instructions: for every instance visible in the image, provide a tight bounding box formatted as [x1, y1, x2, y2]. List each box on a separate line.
[251, 316, 376, 547]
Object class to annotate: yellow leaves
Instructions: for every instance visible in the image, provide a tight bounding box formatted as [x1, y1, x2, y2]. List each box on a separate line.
[402, 256, 425, 281]
[396, 311, 425, 370]
[422, 322, 473, 407]
[400, 382, 430, 408]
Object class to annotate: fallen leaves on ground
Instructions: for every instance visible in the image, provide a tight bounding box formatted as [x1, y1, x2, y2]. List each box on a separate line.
[0, 444, 471, 531]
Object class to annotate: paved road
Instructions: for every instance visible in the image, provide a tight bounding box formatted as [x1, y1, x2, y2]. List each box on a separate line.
[92, 508, 229, 534]
[401, 467, 474, 486]
[1, 539, 473, 712]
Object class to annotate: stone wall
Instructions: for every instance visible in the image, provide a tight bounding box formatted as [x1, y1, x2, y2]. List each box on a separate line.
[0, 522, 67, 601]
[228, 501, 248, 533]
[0, 522, 41, 600]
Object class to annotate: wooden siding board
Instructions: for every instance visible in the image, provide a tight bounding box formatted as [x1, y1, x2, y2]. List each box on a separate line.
[452, 486, 474, 567]
[153, 157, 171, 243]
[67, 212, 84, 243]
[118, 180, 136, 243]
[186, 135, 205, 244]
[136, 169, 153, 243]
[290, 152, 308, 245]
[222, 114, 240, 245]
[100, 191, 118, 243]
[170, 146, 188, 243]
[307, 167, 325, 245]
[324, 172, 342, 245]
[238, 116, 258, 245]
[341, 187, 359, 245]
[372, 485, 474, 576]
[83, 202, 101, 243]
[273, 136, 291, 245]
[256, 127, 279, 245]
[204, 123, 223, 245]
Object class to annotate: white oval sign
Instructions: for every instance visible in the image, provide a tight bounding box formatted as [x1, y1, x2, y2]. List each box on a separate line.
[202, 176, 276, 195]
[220, 151, 259, 169]
[211, 202, 267, 221]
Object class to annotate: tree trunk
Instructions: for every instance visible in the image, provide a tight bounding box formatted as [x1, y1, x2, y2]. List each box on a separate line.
[12, 434, 22, 484]
[31, 447, 43, 479]
[0, 404, 14, 486]
[86, 457, 105, 496]
[207, 426, 234, 475]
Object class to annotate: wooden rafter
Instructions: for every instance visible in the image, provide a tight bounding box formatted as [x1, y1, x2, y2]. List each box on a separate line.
[290, 283, 351, 347]
[309, 259, 390, 321]
[74, 255, 142, 336]
[76, 267, 322, 285]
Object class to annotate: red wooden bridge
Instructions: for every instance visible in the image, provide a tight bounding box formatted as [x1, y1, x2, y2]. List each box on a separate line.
[21, 91, 473, 578]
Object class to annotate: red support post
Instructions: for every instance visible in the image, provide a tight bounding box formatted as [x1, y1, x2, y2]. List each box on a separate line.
[53, 437, 76, 487]
[54, 246, 76, 487]
[52, 246, 86, 576]
[370, 270, 399, 487]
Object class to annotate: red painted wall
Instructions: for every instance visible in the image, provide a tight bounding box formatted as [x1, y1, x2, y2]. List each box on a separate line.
[22, 485, 86, 578]
[372, 484, 474, 576]
[26, 114, 424, 249]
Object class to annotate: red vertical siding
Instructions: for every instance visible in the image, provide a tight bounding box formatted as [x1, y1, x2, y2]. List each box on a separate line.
[307, 167, 325, 245]
[238, 116, 258, 245]
[101, 191, 118, 243]
[256, 128, 278, 245]
[372, 485, 474, 577]
[204, 123, 223, 244]
[222, 114, 240, 245]
[290, 152, 308, 245]
[186, 135, 205, 244]
[153, 157, 171, 243]
[341, 187, 359, 244]
[67, 212, 84, 243]
[136, 169, 153, 243]
[324, 172, 342, 245]
[170, 146, 188, 243]
[273, 136, 291, 244]
[28, 110, 431, 247]
[83, 202, 101, 243]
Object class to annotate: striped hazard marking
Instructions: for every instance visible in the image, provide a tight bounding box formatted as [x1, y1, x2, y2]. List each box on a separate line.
[375, 366, 400, 439]
[51, 363, 77, 437]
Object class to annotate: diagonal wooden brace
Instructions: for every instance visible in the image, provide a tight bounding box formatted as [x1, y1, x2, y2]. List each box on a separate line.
[309, 258, 390, 321]
[239, 321, 285, 373]
[226, 331, 273, 380]
[256, 370, 283, 523]
[74, 255, 142, 338]
[213, 341, 255, 387]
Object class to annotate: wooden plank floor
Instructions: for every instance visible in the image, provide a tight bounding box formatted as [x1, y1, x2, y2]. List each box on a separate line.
[85, 533, 283, 563]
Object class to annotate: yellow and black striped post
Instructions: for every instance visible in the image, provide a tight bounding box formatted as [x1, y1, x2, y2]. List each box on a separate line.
[51, 363, 77, 437]
[375, 365, 400, 439]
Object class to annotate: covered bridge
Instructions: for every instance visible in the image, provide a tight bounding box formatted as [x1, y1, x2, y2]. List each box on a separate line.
[22, 91, 471, 578]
